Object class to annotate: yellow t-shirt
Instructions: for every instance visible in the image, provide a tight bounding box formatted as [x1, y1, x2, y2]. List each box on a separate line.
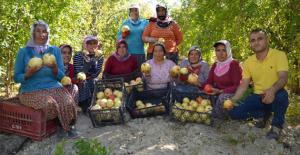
[242, 48, 288, 94]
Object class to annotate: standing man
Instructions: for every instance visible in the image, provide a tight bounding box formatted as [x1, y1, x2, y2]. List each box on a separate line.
[229, 29, 289, 140]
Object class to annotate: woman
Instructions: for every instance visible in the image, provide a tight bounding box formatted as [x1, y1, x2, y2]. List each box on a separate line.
[103, 39, 138, 81]
[144, 42, 176, 89]
[73, 36, 104, 114]
[180, 45, 210, 86]
[142, 4, 183, 64]
[14, 20, 78, 138]
[204, 40, 242, 118]
[117, 3, 148, 68]
[59, 44, 79, 104]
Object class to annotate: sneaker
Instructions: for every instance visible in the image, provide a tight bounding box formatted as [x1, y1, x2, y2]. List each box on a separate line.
[266, 126, 282, 140]
[254, 111, 271, 128]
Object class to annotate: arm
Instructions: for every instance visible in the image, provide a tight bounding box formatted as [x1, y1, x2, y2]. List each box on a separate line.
[223, 61, 242, 93]
[142, 24, 157, 43]
[73, 53, 83, 74]
[13, 48, 26, 83]
[262, 71, 288, 104]
[53, 47, 65, 80]
[172, 23, 183, 45]
[92, 56, 104, 79]
[200, 62, 210, 85]
[231, 78, 251, 102]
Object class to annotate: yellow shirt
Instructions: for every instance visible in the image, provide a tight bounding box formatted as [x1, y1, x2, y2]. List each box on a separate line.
[242, 48, 288, 94]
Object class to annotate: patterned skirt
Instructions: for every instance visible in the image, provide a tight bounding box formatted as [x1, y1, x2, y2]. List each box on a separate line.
[65, 84, 79, 104]
[212, 93, 234, 119]
[19, 87, 77, 131]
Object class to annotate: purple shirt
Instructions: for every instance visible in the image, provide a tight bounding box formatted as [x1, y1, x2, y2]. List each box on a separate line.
[145, 59, 176, 89]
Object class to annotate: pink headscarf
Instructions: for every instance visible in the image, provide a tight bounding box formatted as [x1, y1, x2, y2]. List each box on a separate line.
[83, 35, 99, 50]
[213, 40, 233, 77]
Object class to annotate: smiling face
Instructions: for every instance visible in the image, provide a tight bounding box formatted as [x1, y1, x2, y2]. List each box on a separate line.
[215, 44, 228, 62]
[86, 40, 98, 54]
[188, 50, 201, 64]
[61, 46, 72, 64]
[250, 31, 269, 54]
[33, 24, 48, 45]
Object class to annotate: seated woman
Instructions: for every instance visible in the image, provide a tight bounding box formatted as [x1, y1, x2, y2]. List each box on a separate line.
[59, 44, 79, 104]
[204, 40, 242, 118]
[102, 39, 138, 82]
[143, 42, 176, 89]
[175, 45, 210, 92]
[14, 20, 78, 138]
[73, 36, 104, 114]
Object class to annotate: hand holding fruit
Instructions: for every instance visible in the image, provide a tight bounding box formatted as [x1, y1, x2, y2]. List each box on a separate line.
[223, 99, 234, 110]
[43, 53, 57, 69]
[141, 62, 151, 75]
[121, 25, 130, 38]
[25, 57, 43, 79]
[77, 72, 86, 82]
[61, 76, 72, 86]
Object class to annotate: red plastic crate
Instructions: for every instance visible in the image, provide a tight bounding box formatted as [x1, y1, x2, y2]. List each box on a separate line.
[0, 97, 57, 141]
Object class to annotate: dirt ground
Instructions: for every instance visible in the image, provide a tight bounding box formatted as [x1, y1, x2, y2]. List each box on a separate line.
[1, 111, 300, 155]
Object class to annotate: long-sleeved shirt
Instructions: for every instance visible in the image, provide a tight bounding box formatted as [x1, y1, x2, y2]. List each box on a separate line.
[142, 21, 183, 53]
[205, 60, 242, 93]
[103, 55, 137, 75]
[73, 52, 103, 101]
[117, 19, 149, 55]
[180, 59, 210, 85]
[145, 59, 176, 89]
[14, 46, 65, 93]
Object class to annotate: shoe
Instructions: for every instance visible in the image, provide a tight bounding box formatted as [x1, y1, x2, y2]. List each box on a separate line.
[67, 126, 80, 139]
[254, 111, 271, 128]
[266, 126, 282, 140]
[57, 126, 68, 139]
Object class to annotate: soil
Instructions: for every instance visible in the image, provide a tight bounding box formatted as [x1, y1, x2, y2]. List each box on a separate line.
[1, 112, 300, 155]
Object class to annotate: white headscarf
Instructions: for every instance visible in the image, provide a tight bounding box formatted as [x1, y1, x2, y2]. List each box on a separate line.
[26, 20, 50, 53]
[128, 3, 141, 25]
[213, 40, 233, 77]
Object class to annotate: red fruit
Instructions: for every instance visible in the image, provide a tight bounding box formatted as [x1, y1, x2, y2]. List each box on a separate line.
[108, 95, 115, 101]
[204, 84, 213, 93]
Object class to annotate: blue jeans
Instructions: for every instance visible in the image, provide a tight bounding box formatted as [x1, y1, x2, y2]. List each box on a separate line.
[229, 89, 289, 128]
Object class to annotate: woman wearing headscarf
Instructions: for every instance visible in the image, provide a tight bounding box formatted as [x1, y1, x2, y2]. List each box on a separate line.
[142, 3, 183, 64]
[204, 40, 242, 118]
[59, 44, 79, 104]
[102, 39, 138, 80]
[73, 36, 104, 114]
[14, 20, 78, 138]
[116, 3, 148, 68]
[144, 42, 176, 90]
[180, 45, 210, 86]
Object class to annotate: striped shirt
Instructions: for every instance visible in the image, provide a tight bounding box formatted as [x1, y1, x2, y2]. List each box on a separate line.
[73, 52, 104, 101]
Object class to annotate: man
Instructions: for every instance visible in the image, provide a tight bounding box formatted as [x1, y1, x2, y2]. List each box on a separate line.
[229, 29, 289, 140]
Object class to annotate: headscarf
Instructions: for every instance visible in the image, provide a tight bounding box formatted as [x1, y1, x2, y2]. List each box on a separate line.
[25, 20, 50, 53]
[188, 45, 202, 64]
[113, 39, 131, 62]
[128, 3, 141, 25]
[59, 44, 73, 74]
[82, 35, 101, 62]
[156, 4, 172, 28]
[213, 40, 234, 77]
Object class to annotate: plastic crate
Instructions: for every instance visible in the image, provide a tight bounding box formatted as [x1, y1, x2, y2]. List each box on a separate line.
[88, 78, 126, 127]
[169, 90, 214, 125]
[126, 87, 171, 118]
[103, 70, 142, 83]
[0, 98, 57, 141]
